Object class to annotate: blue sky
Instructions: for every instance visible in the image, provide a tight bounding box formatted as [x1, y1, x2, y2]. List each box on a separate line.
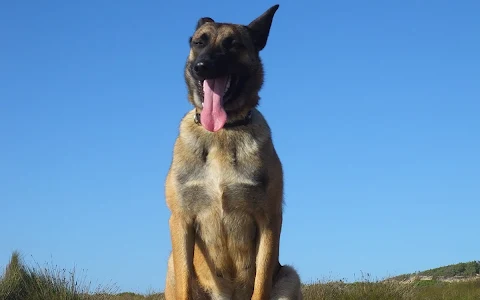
[1, 0, 479, 294]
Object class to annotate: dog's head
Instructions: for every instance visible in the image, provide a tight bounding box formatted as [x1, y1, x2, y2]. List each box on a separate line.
[184, 5, 279, 132]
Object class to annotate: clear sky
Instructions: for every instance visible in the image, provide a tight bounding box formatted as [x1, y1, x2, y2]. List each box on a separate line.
[1, 0, 479, 294]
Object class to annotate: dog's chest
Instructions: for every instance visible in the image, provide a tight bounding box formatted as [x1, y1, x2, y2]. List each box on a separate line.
[177, 136, 267, 215]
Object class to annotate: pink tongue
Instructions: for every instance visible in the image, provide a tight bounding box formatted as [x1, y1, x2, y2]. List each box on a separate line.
[201, 77, 228, 132]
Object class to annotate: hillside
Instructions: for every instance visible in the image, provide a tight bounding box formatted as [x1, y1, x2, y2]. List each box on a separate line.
[391, 261, 480, 281]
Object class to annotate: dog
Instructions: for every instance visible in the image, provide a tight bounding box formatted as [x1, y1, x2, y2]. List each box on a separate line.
[164, 5, 302, 299]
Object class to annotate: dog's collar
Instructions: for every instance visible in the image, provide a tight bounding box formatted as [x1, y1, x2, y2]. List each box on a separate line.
[194, 111, 253, 129]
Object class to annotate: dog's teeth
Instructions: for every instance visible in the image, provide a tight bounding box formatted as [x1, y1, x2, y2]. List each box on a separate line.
[224, 77, 231, 96]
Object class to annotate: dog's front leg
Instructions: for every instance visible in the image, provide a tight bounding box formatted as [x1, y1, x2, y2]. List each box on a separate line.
[169, 213, 195, 300]
[251, 213, 282, 300]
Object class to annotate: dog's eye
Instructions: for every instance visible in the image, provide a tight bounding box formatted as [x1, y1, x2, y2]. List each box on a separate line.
[193, 39, 208, 48]
[192, 33, 209, 48]
[223, 37, 242, 50]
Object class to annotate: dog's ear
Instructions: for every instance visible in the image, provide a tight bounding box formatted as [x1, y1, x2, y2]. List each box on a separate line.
[196, 17, 215, 30]
[247, 5, 279, 51]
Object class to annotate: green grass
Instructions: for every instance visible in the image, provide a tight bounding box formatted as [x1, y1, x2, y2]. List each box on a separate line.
[390, 261, 480, 280]
[301, 279, 480, 300]
[302, 280, 416, 300]
[2, 251, 479, 300]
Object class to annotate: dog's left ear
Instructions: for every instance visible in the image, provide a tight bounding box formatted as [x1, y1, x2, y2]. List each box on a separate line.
[247, 4, 279, 51]
[196, 17, 215, 30]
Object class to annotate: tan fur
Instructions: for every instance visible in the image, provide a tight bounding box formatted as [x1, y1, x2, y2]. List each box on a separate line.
[164, 5, 302, 300]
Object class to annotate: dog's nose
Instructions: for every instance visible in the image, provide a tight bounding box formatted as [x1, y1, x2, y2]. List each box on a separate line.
[193, 61, 209, 77]
[193, 55, 228, 79]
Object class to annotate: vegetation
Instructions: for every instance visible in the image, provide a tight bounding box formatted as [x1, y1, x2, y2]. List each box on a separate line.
[0, 251, 163, 300]
[391, 261, 480, 280]
[416, 261, 480, 278]
[301, 279, 480, 300]
[1, 251, 479, 300]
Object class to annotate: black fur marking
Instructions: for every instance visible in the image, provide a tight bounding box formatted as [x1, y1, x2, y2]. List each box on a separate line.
[176, 161, 205, 186]
[254, 170, 269, 188]
[222, 183, 266, 212]
[201, 148, 208, 163]
[232, 148, 238, 165]
[180, 186, 210, 213]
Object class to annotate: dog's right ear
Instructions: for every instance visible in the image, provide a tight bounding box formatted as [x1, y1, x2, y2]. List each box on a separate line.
[196, 17, 215, 30]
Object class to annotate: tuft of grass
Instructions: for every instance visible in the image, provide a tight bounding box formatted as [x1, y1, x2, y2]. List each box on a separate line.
[0, 251, 116, 300]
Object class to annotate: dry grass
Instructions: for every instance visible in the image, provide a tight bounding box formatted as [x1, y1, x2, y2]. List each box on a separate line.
[301, 275, 417, 300]
[2, 251, 479, 300]
[301, 276, 480, 300]
[0, 251, 164, 300]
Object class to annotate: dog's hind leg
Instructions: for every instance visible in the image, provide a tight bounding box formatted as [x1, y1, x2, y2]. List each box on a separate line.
[270, 265, 303, 300]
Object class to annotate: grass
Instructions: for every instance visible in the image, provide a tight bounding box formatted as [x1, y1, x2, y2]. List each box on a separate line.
[302, 280, 416, 300]
[301, 278, 480, 300]
[0, 251, 164, 300]
[1, 251, 479, 300]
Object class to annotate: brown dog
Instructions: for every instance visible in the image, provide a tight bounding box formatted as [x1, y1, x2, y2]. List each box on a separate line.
[164, 5, 302, 299]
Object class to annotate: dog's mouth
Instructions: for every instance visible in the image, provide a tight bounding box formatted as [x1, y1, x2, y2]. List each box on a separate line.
[196, 74, 238, 105]
[195, 74, 241, 132]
